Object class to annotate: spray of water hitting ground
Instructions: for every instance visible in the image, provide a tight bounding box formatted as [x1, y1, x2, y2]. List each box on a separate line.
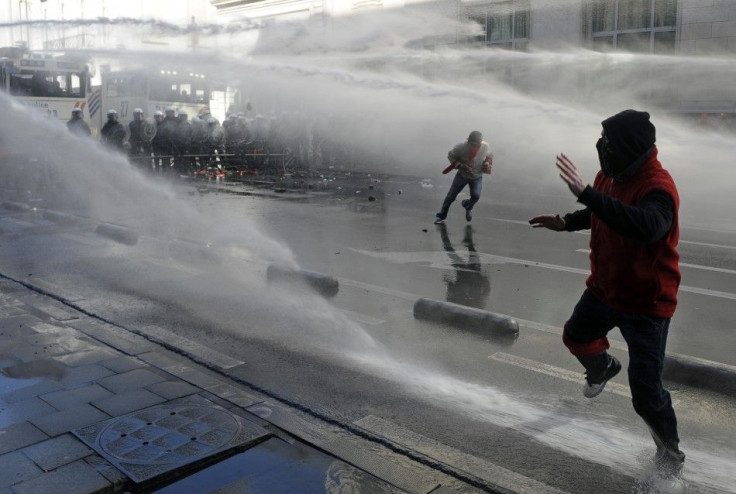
[4, 7, 736, 490]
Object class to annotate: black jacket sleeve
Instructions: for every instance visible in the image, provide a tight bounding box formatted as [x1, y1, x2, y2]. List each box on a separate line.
[563, 208, 591, 232]
[573, 186, 675, 242]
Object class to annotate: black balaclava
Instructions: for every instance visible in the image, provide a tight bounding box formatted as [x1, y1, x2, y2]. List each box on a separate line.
[596, 109, 656, 179]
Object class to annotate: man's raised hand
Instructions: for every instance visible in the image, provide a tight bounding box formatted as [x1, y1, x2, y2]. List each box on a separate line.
[556, 153, 587, 197]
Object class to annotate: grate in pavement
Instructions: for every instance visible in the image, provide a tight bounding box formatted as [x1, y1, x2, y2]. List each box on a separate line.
[72, 395, 269, 486]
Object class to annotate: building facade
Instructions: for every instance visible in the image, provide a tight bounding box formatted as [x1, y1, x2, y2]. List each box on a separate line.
[211, 0, 736, 115]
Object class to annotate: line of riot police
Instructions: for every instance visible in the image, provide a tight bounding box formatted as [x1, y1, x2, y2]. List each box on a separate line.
[70, 106, 351, 177]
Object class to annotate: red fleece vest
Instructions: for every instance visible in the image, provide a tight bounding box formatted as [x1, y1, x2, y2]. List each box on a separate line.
[586, 147, 680, 317]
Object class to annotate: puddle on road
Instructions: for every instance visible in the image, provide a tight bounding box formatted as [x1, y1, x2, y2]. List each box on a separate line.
[154, 437, 401, 493]
[1, 359, 67, 381]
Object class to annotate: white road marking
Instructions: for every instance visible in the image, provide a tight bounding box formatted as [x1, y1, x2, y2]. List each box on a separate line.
[351, 248, 736, 301]
[680, 239, 736, 250]
[490, 217, 736, 248]
[489, 352, 631, 398]
[575, 248, 736, 275]
[355, 414, 570, 494]
[337, 308, 386, 326]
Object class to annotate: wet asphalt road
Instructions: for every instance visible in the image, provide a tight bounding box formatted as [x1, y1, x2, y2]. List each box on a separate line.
[1, 171, 735, 493]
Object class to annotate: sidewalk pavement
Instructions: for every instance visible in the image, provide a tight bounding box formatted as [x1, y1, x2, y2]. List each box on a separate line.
[0, 276, 491, 494]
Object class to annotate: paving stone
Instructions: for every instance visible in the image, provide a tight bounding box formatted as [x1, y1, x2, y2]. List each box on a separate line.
[21, 434, 93, 472]
[205, 383, 263, 409]
[17, 298, 79, 323]
[137, 350, 191, 374]
[17, 333, 60, 347]
[145, 381, 199, 400]
[0, 380, 62, 404]
[100, 355, 146, 374]
[30, 404, 110, 437]
[92, 389, 166, 417]
[0, 396, 58, 429]
[175, 368, 225, 390]
[1, 359, 68, 382]
[40, 384, 114, 411]
[0, 451, 43, 487]
[10, 342, 70, 362]
[0, 352, 21, 369]
[97, 368, 168, 394]
[66, 320, 156, 356]
[0, 316, 40, 338]
[9, 460, 110, 494]
[0, 422, 48, 455]
[84, 454, 129, 491]
[60, 364, 115, 387]
[27, 322, 77, 337]
[54, 348, 121, 368]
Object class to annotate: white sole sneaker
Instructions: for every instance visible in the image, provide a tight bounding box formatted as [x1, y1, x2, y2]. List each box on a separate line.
[582, 355, 621, 398]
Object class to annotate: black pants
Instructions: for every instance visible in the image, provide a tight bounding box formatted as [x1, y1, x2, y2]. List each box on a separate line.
[564, 289, 680, 447]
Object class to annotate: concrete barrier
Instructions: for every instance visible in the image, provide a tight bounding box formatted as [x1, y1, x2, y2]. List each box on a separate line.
[664, 353, 736, 397]
[42, 210, 80, 226]
[95, 223, 139, 246]
[167, 239, 222, 266]
[413, 298, 519, 343]
[2, 201, 31, 212]
[266, 265, 339, 298]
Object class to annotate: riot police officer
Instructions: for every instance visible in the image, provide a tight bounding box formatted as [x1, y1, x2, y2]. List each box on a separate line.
[100, 109, 126, 152]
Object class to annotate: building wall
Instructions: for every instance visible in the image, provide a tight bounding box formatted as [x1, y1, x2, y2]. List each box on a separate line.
[529, 0, 583, 49]
[211, 0, 736, 112]
[680, 0, 736, 53]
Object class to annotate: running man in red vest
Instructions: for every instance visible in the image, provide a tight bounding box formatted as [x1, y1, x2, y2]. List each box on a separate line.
[529, 110, 685, 478]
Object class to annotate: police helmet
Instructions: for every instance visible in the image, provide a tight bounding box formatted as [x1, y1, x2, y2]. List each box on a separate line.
[178, 111, 188, 118]
[71, 108, 83, 114]
[165, 107, 176, 113]
[133, 108, 144, 114]
[106, 109, 117, 116]
[153, 110, 164, 117]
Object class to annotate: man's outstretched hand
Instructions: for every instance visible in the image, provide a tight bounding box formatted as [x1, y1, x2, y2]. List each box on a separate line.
[556, 153, 587, 197]
[529, 214, 566, 231]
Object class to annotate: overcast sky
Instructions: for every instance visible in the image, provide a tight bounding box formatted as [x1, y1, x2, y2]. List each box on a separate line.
[0, 0, 219, 48]
[1, 0, 217, 25]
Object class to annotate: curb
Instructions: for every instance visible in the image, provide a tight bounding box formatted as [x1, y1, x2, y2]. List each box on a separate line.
[266, 265, 339, 297]
[2, 200, 32, 212]
[42, 209, 82, 226]
[664, 353, 736, 397]
[413, 298, 519, 343]
[95, 223, 140, 246]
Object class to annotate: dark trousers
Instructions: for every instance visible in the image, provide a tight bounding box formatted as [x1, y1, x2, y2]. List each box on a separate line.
[564, 289, 680, 447]
[436, 173, 482, 220]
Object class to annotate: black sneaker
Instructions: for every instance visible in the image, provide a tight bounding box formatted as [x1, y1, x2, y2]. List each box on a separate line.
[461, 200, 473, 222]
[582, 355, 621, 398]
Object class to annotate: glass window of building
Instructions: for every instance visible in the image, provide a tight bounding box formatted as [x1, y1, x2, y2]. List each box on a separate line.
[467, 0, 531, 51]
[590, 0, 676, 54]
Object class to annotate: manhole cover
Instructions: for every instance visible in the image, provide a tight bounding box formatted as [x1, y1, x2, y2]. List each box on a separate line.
[73, 395, 269, 485]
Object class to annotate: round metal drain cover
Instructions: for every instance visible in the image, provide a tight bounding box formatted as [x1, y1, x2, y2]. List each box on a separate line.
[99, 404, 240, 465]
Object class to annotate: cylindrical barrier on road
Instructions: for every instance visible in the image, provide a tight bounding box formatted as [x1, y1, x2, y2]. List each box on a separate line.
[95, 223, 139, 246]
[664, 354, 736, 398]
[413, 297, 519, 343]
[42, 210, 80, 226]
[168, 238, 222, 266]
[2, 201, 31, 212]
[266, 264, 339, 298]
